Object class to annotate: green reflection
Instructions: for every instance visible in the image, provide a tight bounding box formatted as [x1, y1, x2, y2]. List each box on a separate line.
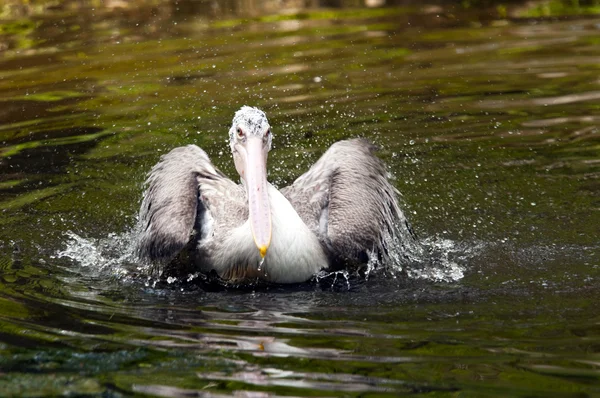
[519, 0, 600, 17]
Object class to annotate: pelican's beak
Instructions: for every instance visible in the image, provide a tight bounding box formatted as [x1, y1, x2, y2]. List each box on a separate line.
[244, 136, 271, 258]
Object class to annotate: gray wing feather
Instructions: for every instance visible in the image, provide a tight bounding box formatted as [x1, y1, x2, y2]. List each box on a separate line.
[136, 145, 229, 261]
[281, 138, 412, 263]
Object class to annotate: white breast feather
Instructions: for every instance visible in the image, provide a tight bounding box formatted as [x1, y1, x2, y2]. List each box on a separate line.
[262, 185, 328, 283]
[201, 184, 327, 283]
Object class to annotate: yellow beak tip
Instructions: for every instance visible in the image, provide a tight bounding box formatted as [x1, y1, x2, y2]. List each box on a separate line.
[259, 245, 268, 258]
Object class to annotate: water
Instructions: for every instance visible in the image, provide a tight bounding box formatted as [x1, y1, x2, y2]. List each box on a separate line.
[1, 0, 599, 395]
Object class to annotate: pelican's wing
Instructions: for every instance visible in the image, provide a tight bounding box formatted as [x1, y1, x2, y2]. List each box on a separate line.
[136, 144, 238, 261]
[281, 139, 413, 264]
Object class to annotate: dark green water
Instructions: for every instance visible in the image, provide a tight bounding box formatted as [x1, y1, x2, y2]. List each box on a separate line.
[1, 0, 599, 396]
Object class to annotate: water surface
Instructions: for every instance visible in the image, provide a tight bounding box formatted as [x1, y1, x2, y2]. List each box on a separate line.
[0, 1, 599, 396]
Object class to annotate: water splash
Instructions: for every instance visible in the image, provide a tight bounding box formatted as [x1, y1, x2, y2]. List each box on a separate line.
[375, 227, 477, 283]
[403, 237, 475, 282]
[257, 256, 266, 272]
[54, 230, 145, 280]
[315, 269, 351, 290]
[55, 225, 475, 288]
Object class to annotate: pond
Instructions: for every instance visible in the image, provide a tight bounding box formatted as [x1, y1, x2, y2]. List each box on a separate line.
[0, 0, 599, 395]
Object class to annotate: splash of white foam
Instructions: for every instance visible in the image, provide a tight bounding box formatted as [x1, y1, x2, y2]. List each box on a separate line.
[377, 229, 478, 283]
[409, 236, 483, 282]
[54, 230, 144, 279]
[55, 227, 476, 287]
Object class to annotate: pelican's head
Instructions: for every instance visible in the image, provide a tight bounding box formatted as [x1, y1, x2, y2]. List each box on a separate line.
[229, 106, 273, 259]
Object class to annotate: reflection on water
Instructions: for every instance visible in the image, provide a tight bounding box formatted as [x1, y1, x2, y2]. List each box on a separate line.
[0, 0, 599, 396]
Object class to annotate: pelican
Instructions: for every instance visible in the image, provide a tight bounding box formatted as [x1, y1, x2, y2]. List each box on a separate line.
[136, 106, 414, 284]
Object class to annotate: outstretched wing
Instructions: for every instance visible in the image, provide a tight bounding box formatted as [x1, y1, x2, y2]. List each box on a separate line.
[281, 138, 414, 265]
[136, 145, 237, 262]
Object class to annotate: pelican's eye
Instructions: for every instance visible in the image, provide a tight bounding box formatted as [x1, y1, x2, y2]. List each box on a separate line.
[236, 127, 245, 140]
[263, 129, 271, 143]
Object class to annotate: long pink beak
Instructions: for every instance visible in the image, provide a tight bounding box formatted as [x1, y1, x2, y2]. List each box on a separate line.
[244, 137, 271, 258]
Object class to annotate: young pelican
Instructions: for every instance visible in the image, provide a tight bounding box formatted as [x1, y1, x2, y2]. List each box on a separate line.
[136, 106, 414, 283]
